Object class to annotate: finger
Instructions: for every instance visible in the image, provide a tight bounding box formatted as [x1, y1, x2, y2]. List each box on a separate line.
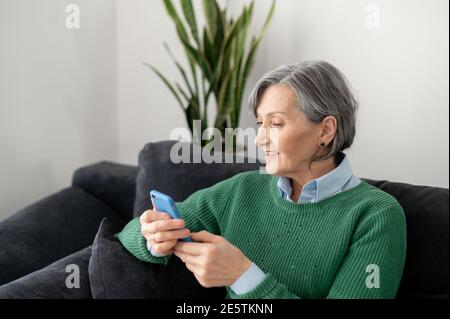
[141, 217, 178, 237]
[190, 230, 219, 243]
[174, 251, 201, 266]
[153, 240, 177, 255]
[152, 228, 191, 243]
[175, 242, 208, 256]
[140, 210, 170, 224]
[150, 218, 186, 234]
[139, 210, 154, 223]
[150, 198, 156, 210]
[147, 233, 160, 247]
[185, 262, 202, 275]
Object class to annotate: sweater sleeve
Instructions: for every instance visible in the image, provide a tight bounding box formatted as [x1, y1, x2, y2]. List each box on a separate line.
[228, 203, 407, 299]
[116, 176, 237, 266]
[326, 203, 407, 298]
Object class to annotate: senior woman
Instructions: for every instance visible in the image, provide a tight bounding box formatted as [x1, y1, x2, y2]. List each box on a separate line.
[117, 61, 407, 299]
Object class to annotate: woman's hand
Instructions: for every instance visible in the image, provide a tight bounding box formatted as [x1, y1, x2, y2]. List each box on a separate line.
[139, 209, 191, 256]
[174, 231, 252, 288]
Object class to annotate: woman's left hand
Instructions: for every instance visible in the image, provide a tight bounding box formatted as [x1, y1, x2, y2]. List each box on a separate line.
[174, 231, 252, 288]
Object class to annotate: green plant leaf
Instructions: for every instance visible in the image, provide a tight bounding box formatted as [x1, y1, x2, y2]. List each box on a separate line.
[163, 42, 195, 98]
[202, 28, 214, 68]
[212, 3, 225, 62]
[211, 14, 245, 99]
[202, 0, 224, 61]
[184, 101, 194, 133]
[163, 0, 199, 79]
[229, 3, 254, 127]
[215, 70, 236, 130]
[233, 3, 253, 116]
[202, 0, 219, 41]
[180, 0, 200, 45]
[179, 36, 213, 82]
[175, 82, 190, 102]
[235, 2, 253, 65]
[163, 42, 202, 128]
[163, 0, 189, 44]
[176, 83, 201, 119]
[143, 62, 186, 113]
[241, 0, 276, 87]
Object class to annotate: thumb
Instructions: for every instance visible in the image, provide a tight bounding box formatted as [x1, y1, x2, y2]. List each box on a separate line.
[191, 230, 220, 243]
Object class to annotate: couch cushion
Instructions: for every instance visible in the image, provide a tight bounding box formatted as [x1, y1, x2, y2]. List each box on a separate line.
[0, 246, 92, 298]
[0, 186, 125, 285]
[363, 179, 449, 299]
[88, 218, 226, 299]
[133, 140, 261, 217]
[73, 161, 138, 222]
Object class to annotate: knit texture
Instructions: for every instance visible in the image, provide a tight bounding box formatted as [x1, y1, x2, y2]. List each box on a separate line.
[117, 171, 407, 299]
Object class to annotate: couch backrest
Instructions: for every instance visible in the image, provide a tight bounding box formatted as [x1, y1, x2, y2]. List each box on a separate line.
[135, 141, 449, 299]
[133, 140, 261, 216]
[362, 178, 449, 299]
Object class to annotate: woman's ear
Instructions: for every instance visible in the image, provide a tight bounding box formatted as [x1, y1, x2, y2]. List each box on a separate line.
[320, 116, 337, 144]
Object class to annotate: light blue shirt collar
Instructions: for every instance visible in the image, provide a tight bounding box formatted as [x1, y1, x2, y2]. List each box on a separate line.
[277, 153, 357, 204]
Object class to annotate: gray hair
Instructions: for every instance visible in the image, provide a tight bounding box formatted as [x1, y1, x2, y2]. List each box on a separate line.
[249, 60, 358, 162]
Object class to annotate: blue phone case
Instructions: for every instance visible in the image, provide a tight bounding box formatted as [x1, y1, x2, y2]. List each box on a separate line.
[149, 190, 192, 242]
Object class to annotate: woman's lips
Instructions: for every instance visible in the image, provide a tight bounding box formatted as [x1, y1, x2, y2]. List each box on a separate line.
[265, 151, 279, 160]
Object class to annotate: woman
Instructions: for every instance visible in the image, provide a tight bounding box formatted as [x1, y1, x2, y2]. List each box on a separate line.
[118, 61, 407, 299]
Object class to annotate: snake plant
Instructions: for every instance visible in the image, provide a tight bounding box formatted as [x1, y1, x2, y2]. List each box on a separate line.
[144, 0, 276, 147]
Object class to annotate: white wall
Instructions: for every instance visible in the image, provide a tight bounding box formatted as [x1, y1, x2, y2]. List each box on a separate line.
[235, 0, 449, 188]
[0, 0, 448, 220]
[116, 0, 186, 165]
[0, 0, 118, 220]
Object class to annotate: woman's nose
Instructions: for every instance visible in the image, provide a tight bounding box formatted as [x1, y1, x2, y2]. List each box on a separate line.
[255, 127, 270, 146]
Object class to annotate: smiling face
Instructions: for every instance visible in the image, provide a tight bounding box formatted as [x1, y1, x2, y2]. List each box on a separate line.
[255, 84, 325, 177]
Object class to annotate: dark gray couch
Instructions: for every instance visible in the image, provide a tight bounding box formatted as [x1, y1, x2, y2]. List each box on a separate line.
[0, 140, 448, 299]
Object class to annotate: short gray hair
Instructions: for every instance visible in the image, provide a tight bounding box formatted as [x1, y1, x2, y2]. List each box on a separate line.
[249, 60, 358, 162]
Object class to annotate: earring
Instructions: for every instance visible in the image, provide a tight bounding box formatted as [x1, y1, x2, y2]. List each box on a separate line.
[319, 142, 326, 147]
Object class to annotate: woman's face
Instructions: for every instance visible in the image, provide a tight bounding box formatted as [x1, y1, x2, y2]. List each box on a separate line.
[255, 84, 323, 176]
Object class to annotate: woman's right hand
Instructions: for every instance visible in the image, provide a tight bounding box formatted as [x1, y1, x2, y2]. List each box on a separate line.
[139, 209, 191, 256]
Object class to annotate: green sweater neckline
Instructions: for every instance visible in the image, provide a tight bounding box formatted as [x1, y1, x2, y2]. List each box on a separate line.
[268, 174, 371, 213]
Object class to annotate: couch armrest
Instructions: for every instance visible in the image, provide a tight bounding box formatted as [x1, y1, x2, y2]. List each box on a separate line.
[72, 161, 138, 222]
[0, 246, 92, 298]
[0, 187, 125, 285]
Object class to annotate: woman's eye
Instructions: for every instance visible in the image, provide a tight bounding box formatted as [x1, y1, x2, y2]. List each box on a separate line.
[256, 121, 283, 127]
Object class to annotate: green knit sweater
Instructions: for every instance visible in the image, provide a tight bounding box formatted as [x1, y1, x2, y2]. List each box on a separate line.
[117, 171, 407, 299]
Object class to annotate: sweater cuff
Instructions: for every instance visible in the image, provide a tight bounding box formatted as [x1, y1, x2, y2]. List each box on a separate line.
[116, 218, 171, 265]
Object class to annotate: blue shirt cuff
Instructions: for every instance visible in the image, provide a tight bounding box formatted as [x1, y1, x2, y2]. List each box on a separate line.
[146, 241, 165, 257]
[230, 262, 267, 295]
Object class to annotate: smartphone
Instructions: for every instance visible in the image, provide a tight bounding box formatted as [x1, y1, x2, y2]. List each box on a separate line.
[149, 190, 192, 242]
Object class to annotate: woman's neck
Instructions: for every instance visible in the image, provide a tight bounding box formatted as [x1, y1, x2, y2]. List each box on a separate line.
[288, 155, 338, 202]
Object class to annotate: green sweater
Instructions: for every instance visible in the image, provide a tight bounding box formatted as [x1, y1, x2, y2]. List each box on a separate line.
[117, 171, 407, 299]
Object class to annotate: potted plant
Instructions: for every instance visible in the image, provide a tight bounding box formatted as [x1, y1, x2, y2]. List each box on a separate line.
[144, 0, 276, 149]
